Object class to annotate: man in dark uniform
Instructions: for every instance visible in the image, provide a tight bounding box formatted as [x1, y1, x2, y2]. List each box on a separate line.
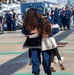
[54, 7, 58, 23]
[65, 7, 72, 29]
[51, 7, 55, 23]
[57, 9, 62, 30]
[61, 7, 66, 30]
[11, 9, 17, 31]
[34, 6, 52, 75]
[5, 11, 12, 31]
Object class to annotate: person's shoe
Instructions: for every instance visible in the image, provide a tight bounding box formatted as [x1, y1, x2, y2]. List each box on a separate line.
[59, 64, 65, 70]
[51, 67, 56, 72]
[61, 57, 64, 61]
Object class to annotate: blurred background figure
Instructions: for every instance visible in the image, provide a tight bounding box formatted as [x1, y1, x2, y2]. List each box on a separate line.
[51, 7, 55, 24]
[65, 7, 72, 30]
[56, 8, 62, 30]
[11, 9, 17, 31]
[72, 8, 74, 24]
[0, 13, 3, 34]
[5, 11, 12, 31]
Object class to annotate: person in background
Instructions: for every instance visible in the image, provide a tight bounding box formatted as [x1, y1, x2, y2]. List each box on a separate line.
[0, 14, 4, 34]
[51, 7, 55, 24]
[5, 11, 12, 31]
[11, 9, 17, 31]
[57, 9, 62, 30]
[72, 8, 74, 24]
[2, 16, 6, 34]
[65, 7, 72, 30]
[45, 7, 51, 18]
[54, 7, 58, 23]
[61, 7, 66, 30]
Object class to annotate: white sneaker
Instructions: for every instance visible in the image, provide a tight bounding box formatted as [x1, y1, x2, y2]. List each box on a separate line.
[54, 56, 59, 64]
[61, 57, 64, 61]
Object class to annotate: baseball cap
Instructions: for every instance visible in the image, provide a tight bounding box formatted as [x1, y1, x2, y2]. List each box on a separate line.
[36, 6, 44, 14]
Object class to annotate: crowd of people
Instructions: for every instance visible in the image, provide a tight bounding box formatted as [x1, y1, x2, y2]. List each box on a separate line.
[0, 9, 16, 34]
[0, 6, 73, 34]
[45, 6, 73, 30]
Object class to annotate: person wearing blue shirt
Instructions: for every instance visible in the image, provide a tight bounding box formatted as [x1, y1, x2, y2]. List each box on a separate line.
[57, 9, 62, 30]
[11, 9, 17, 31]
[54, 7, 58, 23]
[51, 7, 55, 24]
[65, 7, 72, 29]
[61, 7, 66, 30]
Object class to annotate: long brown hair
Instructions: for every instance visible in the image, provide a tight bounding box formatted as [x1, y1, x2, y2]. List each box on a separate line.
[23, 8, 38, 31]
[39, 17, 52, 35]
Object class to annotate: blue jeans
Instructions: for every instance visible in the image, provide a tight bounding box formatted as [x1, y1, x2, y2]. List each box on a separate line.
[31, 48, 41, 74]
[31, 49, 51, 75]
[12, 20, 16, 31]
[42, 50, 51, 75]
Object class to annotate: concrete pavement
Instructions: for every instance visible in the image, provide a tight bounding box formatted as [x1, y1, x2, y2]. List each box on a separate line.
[0, 27, 74, 75]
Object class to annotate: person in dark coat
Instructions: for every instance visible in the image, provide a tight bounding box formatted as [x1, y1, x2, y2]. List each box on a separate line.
[54, 7, 58, 23]
[61, 7, 66, 30]
[57, 9, 62, 30]
[5, 11, 12, 31]
[65, 7, 72, 29]
[11, 9, 17, 31]
[51, 7, 55, 23]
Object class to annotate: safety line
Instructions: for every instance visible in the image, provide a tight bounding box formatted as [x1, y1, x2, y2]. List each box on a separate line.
[0, 52, 24, 55]
[12, 72, 74, 75]
[0, 42, 24, 44]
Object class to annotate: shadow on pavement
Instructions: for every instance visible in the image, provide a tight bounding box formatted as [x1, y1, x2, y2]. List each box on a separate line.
[0, 52, 28, 75]
[55, 29, 74, 42]
[0, 29, 73, 75]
